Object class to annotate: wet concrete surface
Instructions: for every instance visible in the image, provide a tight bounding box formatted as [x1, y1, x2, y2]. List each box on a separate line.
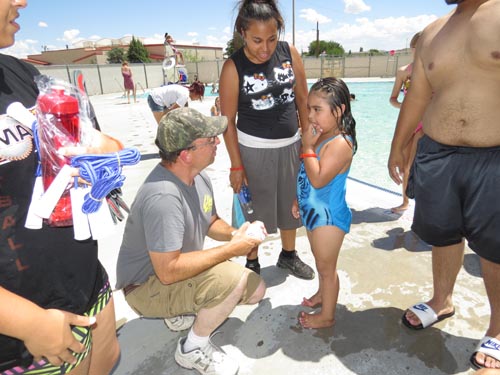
[90, 92, 487, 375]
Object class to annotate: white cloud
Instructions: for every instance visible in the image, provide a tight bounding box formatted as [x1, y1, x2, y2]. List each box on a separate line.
[61, 29, 80, 43]
[344, 0, 371, 14]
[299, 8, 332, 24]
[187, 32, 199, 37]
[38, 21, 48, 28]
[5, 38, 40, 58]
[289, 14, 437, 53]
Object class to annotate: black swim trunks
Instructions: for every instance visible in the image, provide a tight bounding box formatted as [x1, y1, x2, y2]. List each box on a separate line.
[410, 135, 500, 264]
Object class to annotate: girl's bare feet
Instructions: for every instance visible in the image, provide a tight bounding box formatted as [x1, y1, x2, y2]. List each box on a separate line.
[299, 311, 335, 329]
[391, 203, 408, 213]
[301, 293, 322, 308]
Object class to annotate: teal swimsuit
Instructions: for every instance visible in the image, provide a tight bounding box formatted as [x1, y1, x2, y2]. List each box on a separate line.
[297, 135, 352, 232]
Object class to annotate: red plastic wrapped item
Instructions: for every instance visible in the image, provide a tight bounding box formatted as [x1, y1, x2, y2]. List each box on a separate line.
[36, 85, 80, 226]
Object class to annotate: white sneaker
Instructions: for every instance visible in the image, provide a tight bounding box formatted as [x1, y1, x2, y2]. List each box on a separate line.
[164, 314, 195, 331]
[174, 336, 239, 375]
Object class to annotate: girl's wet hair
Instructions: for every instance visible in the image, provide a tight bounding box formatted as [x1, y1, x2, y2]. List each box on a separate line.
[310, 77, 358, 153]
[234, 0, 284, 41]
[189, 81, 205, 97]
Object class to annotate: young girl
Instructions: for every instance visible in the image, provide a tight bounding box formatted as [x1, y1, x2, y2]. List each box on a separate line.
[292, 77, 357, 329]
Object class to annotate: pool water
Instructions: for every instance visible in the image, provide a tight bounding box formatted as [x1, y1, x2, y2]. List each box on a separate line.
[342, 81, 400, 194]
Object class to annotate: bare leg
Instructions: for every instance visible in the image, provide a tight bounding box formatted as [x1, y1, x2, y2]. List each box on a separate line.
[299, 226, 344, 329]
[192, 272, 265, 337]
[246, 246, 258, 261]
[473, 257, 500, 369]
[281, 228, 296, 251]
[301, 231, 322, 308]
[153, 111, 165, 125]
[404, 241, 463, 327]
[126, 90, 130, 104]
[68, 297, 120, 375]
[133, 87, 137, 103]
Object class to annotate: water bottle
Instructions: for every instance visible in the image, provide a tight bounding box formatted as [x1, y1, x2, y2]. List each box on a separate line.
[37, 86, 80, 226]
[237, 184, 254, 214]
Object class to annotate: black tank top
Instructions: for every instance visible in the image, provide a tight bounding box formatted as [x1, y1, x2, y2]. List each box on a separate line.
[231, 41, 299, 139]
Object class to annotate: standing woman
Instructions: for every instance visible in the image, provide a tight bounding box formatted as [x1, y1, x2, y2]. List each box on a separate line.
[219, 0, 314, 279]
[121, 61, 136, 104]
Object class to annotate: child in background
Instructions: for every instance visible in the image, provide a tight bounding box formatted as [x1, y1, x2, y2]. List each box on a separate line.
[292, 77, 357, 329]
[210, 97, 221, 116]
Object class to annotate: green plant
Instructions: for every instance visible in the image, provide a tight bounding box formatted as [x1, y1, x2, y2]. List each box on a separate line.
[107, 47, 126, 64]
[127, 36, 151, 63]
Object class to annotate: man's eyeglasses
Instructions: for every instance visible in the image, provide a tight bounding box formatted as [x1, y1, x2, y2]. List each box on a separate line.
[184, 136, 218, 152]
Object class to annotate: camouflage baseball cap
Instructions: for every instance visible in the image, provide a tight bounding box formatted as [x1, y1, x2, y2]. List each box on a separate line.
[156, 107, 228, 152]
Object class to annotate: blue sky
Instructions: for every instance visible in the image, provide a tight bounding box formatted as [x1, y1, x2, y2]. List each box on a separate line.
[6, 0, 454, 58]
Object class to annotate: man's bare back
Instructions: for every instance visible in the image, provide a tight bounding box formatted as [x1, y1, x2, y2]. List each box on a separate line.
[409, 0, 500, 147]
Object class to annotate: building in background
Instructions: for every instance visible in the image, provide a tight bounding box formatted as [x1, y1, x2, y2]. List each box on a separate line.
[25, 36, 223, 65]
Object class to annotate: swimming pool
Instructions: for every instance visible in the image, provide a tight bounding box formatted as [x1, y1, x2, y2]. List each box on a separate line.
[343, 80, 400, 195]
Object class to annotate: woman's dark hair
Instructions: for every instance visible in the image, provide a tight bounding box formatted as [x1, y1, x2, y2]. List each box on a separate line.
[310, 77, 358, 154]
[233, 0, 284, 48]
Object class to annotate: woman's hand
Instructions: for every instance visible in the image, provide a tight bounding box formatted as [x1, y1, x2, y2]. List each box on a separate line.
[23, 309, 96, 367]
[229, 169, 246, 194]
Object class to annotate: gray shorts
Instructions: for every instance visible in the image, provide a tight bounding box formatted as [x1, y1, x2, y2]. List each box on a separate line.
[239, 141, 302, 233]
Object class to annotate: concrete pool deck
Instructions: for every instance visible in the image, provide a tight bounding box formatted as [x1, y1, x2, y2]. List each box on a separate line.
[90, 92, 488, 375]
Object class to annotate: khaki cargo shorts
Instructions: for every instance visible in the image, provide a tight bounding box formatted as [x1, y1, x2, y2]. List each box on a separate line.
[125, 260, 261, 318]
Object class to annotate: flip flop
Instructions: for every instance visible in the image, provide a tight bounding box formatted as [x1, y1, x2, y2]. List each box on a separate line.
[401, 302, 455, 330]
[470, 336, 500, 370]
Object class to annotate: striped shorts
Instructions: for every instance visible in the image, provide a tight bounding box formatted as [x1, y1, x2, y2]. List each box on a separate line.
[1, 281, 112, 375]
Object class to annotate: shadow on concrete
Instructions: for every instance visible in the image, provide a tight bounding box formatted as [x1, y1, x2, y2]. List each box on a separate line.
[112, 300, 477, 375]
[372, 227, 431, 253]
[259, 265, 290, 288]
[463, 253, 482, 278]
[217, 300, 477, 374]
[351, 207, 400, 224]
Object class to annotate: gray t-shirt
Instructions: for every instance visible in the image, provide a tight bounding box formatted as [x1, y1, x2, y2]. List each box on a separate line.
[116, 164, 216, 289]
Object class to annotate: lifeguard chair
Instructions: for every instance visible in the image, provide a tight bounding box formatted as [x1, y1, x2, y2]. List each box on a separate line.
[163, 43, 188, 84]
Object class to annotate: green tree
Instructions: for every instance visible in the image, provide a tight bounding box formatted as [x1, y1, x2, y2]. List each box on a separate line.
[307, 40, 345, 57]
[369, 49, 383, 56]
[127, 36, 151, 63]
[107, 47, 126, 64]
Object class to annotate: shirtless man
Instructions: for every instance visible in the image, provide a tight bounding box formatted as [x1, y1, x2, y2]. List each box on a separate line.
[388, 0, 500, 370]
